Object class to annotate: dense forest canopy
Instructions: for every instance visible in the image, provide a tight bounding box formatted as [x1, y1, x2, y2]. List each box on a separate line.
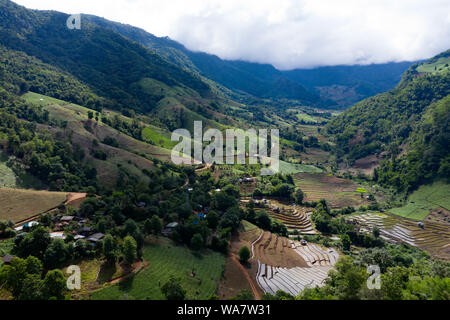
[326, 51, 450, 193]
[0, 0, 211, 113]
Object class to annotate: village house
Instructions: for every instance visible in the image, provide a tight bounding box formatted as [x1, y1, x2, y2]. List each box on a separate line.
[77, 227, 92, 236]
[162, 222, 179, 237]
[50, 232, 66, 240]
[60, 216, 75, 222]
[86, 233, 105, 243]
[2, 255, 16, 265]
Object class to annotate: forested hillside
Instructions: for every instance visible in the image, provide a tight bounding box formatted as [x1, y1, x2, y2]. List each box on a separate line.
[85, 15, 413, 108]
[84, 15, 332, 107]
[0, 46, 103, 110]
[375, 95, 450, 192]
[326, 50, 450, 192]
[283, 62, 414, 107]
[0, 0, 211, 114]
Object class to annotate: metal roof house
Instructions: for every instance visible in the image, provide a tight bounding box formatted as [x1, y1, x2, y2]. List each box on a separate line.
[2, 255, 15, 265]
[162, 222, 179, 237]
[86, 233, 105, 243]
[50, 232, 67, 240]
[78, 227, 92, 236]
[166, 222, 179, 228]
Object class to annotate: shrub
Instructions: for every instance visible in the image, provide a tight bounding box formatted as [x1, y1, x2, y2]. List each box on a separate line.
[239, 246, 250, 263]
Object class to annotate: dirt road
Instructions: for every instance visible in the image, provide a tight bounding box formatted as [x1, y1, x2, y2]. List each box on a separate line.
[229, 255, 261, 300]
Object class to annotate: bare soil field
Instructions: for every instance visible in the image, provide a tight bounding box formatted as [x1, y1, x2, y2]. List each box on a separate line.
[220, 226, 264, 299]
[226, 222, 340, 297]
[253, 231, 309, 268]
[0, 188, 68, 222]
[424, 207, 450, 226]
[216, 256, 254, 299]
[340, 154, 381, 176]
[65, 192, 88, 207]
[256, 239, 339, 296]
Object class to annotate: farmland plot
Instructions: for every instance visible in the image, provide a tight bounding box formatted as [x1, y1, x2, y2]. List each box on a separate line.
[264, 202, 316, 234]
[347, 213, 450, 260]
[255, 240, 339, 296]
[293, 173, 373, 209]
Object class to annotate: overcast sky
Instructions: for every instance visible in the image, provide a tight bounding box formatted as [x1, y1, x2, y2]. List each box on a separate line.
[14, 0, 450, 70]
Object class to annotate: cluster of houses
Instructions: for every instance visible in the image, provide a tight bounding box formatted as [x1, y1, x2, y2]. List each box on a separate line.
[12, 214, 106, 246]
[2, 201, 214, 265]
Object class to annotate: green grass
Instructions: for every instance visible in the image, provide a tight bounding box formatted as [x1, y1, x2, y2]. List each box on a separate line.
[23, 92, 94, 122]
[389, 181, 450, 220]
[91, 239, 225, 300]
[416, 57, 450, 74]
[22, 91, 67, 106]
[142, 127, 177, 149]
[286, 109, 327, 123]
[240, 220, 258, 232]
[0, 239, 14, 266]
[0, 151, 17, 188]
[278, 160, 323, 174]
[0, 150, 43, 189]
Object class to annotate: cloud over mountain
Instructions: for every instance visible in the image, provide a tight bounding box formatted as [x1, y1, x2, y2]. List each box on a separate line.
[14, 0, 450, 69]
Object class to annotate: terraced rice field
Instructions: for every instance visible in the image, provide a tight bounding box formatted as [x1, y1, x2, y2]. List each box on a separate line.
[294, 173, 371, 208]
[255, 238, 339, 296]
[266, 203, 316, 234]
[252, 231, 308, 268]
[347, 213, 450, 260]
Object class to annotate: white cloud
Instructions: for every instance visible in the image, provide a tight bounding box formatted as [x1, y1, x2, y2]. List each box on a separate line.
[13, 0, 450, 69]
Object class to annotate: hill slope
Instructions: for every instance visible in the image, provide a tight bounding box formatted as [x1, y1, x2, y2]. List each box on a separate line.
[84, 15, 330, 107]
[283, 62, 414, 107]
[85, 15, 413, 108]
[0, 0, 211, 114]
[326, 49, 450, 192]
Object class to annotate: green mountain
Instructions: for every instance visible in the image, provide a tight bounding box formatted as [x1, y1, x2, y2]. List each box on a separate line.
[85, 15, 413, 108]
[0, 0, 238, 190]
[326, 50, 450, 192]
[0, 0, 260, 135]
[0, 0, 211, 114]
[84, 15, 332, 107]
[282, 62, 414, 107]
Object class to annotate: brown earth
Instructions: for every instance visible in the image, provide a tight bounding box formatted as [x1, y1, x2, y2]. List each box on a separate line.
[300, 148, 331, 165]
[252, 231, 308, 268]
[221, 228, 264, 299]
[65, 192, 87, 207]
[219, 224, 310, 300]
[345, 155, 380, 176]
[0, 188, 67, 223]
[216, 256, 254, 299]
[424, 207, 450, 226]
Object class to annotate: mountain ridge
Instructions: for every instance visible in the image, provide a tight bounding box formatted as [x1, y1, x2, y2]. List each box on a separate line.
[84, 14, 415, 108]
